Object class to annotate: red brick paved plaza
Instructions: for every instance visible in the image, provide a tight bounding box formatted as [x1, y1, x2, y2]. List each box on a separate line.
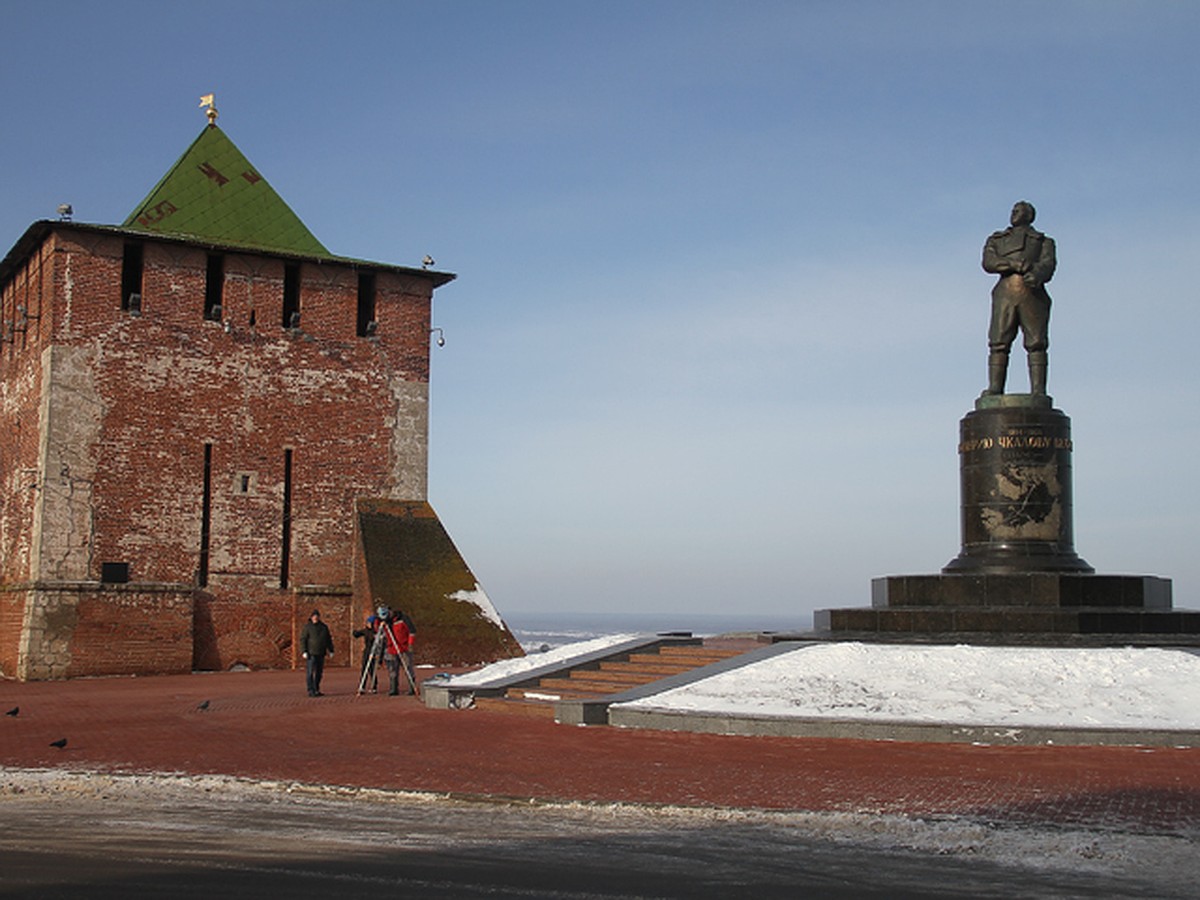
[2, 666, 1198, 834]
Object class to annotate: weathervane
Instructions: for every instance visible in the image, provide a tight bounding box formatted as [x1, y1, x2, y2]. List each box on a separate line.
[199, 93, 218, 125]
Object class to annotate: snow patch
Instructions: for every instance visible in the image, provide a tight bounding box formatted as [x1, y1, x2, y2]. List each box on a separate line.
[618, 643, 1200, 730]
[445, 583, 503, 628]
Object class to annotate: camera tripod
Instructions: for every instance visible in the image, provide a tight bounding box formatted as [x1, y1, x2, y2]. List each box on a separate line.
[357, 619, 418, 697]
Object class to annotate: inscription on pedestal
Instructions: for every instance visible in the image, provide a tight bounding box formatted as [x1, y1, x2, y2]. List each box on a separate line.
[944, 404, 1090, 573]
[965, 426, 1066, 542]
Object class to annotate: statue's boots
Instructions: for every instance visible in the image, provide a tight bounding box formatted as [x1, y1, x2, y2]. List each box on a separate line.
[1028, 350, 1047, 396]
[984, 350, 1008, 395]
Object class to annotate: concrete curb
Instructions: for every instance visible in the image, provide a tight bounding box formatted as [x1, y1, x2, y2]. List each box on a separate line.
[605, 707, 1200, 747]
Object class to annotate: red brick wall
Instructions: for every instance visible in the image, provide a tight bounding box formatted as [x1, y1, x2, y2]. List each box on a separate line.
[190, 581, 354, 671]
[2, 225, 441, 676]
[66, 586, 193, 677]
[52, 234, 433, 585]
[0, 589, 27, 677]
[0, 238, 53, 584]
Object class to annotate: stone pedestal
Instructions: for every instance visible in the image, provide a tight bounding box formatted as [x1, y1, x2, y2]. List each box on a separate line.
[812, 572, 1198, 640]
[811, 393, 1190, 643]
[944, 395, 1091, 573]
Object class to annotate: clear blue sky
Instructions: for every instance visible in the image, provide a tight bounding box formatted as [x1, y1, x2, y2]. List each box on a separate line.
[4, 2, 1198, 628]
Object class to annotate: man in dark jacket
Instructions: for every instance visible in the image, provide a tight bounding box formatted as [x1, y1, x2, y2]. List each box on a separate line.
[300, 609, 334, 696]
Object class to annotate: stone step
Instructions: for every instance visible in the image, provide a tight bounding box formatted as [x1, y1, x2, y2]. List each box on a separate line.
[473, 696, 557, 718]
[477, 641, 751, 718]
[506, 686, 599, 701]
[655, 646, 744, 661]
[535, 675, 651, 694]
[817, 606, 1200, 636]
[871, 574, 1173, 610]
[623, 654, 711, 670]
[598, 660, 701, 676]
[572, 667, 666, 684]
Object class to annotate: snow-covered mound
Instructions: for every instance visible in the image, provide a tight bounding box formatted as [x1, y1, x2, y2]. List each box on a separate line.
[618, 642, 1200, 730]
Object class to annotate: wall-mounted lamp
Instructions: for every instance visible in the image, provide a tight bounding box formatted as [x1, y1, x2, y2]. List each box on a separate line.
[430, 327, 445, 348]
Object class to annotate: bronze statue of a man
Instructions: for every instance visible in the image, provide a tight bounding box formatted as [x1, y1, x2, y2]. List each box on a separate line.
[981, 201, 1056, 396]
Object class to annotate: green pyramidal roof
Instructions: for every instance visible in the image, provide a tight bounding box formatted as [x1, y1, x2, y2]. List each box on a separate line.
[123, 124, 330, 257]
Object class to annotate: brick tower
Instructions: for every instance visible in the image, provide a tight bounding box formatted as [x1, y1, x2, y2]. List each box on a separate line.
[0, 112, 521, 679]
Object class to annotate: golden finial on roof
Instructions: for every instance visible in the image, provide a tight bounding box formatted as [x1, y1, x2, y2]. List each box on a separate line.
[199, 93, 218, 125]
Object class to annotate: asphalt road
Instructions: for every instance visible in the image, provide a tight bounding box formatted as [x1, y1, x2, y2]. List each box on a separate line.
[2, 772, 1194, 899]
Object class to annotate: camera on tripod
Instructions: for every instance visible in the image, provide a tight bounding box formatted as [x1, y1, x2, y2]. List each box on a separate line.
[357, 604, 417, 697]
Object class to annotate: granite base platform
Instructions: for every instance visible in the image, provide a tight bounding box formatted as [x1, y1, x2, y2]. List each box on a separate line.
[812, 573, 1200, 641]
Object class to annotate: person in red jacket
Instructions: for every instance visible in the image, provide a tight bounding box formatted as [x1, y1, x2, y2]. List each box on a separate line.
[380, 608, 416, 696]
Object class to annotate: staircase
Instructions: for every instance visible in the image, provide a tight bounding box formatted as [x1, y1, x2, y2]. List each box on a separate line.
[473, 641, 752, 719]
